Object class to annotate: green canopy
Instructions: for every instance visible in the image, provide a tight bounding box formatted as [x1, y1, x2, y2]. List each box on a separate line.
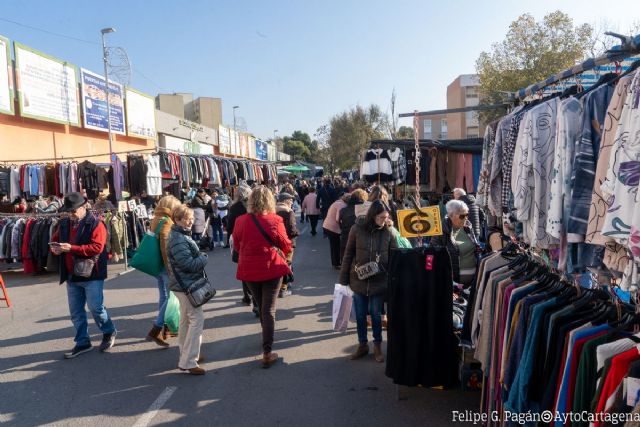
[281, 165, 309, 172]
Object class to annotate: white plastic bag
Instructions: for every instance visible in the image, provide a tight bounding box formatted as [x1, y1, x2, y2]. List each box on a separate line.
[332, 284, 354, 333]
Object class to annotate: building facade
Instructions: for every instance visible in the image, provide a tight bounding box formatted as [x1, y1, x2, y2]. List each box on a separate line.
[416, 113, 448, 141]
[155, 93, 223, 130]
[446, 74, 483, 139]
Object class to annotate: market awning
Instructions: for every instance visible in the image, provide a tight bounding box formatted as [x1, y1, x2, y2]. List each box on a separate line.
[281, 165, 310, 172]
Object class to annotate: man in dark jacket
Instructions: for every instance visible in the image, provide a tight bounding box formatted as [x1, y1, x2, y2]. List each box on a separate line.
[275, 192, 299, 298]
[316, 178, 335, 219]
[50, 192, 116, 359]
[296, 181, 310, 222]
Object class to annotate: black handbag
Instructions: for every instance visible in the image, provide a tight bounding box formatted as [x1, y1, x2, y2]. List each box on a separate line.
[168, 252, 216, 308]
[249, 214, 294, 283]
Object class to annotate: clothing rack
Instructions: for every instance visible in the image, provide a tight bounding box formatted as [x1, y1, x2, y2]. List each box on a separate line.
[0, 148, 154, 164]
[510, 32, 640, 100]
[155, 145, 279, 164]
[369, 138, 483, 154]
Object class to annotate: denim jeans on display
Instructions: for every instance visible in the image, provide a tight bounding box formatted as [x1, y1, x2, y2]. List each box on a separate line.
[353, 293, 384, 344]
[154, 270, 169, 328]
[66, 278, 116, 346]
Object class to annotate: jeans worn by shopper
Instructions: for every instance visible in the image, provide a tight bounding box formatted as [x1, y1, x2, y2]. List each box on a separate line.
[353, 293, 384, 344]
[245, 278, 282, 353]
[154, 270, 170, 328]
[211, 225, 224, 244]
[66, 278, 116, 346]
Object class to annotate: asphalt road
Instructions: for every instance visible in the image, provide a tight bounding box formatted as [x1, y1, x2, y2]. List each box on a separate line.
[0, 220, 479, 426]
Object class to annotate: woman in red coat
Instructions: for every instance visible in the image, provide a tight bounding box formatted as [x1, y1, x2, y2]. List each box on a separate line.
[233, 185, 292, 368]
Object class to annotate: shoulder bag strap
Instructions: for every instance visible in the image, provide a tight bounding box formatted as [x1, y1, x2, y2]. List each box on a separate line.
[250, 214, 288, 263]
[153, 217, 168, 236]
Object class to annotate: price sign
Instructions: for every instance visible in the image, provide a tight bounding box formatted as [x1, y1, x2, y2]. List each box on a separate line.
[127, 200, 137, 211]
[135, 204, 148, 218]
[396, 206, 443, 238]
[117, 201, 128, 212]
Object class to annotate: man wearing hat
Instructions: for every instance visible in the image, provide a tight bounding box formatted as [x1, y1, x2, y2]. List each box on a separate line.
[275, 192, 298, 298]
[50, 192, 117, 358]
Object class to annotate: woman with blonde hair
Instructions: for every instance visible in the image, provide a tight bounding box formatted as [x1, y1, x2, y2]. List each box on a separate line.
[146, 195, 182, 347]
[166, 205, 209, 375]
[233, 186, 292, 368]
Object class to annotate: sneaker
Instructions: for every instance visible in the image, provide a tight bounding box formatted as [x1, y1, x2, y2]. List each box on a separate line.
[99, 331, 117, 352]
[278, 289, 292, 298]
[64, 343, 93, 359]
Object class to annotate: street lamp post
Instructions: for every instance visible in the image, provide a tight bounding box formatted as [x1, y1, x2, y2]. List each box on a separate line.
[101, 27, 116, 156]
[233, 106, 239, 133]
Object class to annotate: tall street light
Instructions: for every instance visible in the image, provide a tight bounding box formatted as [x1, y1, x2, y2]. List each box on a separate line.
[101, 27, 116, 156]
[233, 106, 239, 133]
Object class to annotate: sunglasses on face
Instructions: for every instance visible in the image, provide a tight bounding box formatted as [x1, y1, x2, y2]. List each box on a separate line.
[459, 214, 468, 219]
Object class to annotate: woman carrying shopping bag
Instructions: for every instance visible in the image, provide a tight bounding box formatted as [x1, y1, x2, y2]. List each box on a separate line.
[146, 195, 182, 347]
[338, 200, 397, 363]
[166, 205, 209, 375]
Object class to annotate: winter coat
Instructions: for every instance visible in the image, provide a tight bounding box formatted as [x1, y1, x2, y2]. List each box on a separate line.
[192, 206, 206, 234]
[323, 199, 347, 234]
[301, 193, 320, 215]
[276, 203, 299, 241]
[460, 194, 485, 239]
[166, 224, 208, 293]
[339, 197, 364, 254]
[149, 207, 174, 268]
[338, 217, 398, 296]
[226, 201, 247, 237]
[233, 213, 292, 282]
[191, 195, 207, 210]
[429, 217, 480, 283]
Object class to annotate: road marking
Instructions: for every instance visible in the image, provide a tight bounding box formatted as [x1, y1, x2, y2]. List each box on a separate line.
[132, 386, 176, 427]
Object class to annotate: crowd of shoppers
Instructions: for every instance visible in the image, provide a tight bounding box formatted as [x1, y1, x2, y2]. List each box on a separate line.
[48, 175, 486, 375]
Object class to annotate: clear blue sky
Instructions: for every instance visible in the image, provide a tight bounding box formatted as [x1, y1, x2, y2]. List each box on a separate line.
[1, 0, 638, 140]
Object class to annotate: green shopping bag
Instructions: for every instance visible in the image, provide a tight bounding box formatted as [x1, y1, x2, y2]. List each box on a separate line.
[130, 218, 167, 277]
[165, 292, 180, 334]
[391, 226, 412, 249]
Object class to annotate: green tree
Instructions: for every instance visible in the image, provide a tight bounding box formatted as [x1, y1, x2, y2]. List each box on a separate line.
[396, 126, 414, 139]
[282, 130, 318, 162]
[328, 104, 388, 171]
[283, 139, 311, 160]
[475, 11, 593, 123]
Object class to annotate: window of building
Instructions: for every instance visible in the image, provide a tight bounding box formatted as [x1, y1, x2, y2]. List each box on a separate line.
[423, 119, 432, 139]
[440, 119, 448, 139]
[466, 126, 480, 138]
[465, 86, 478, 98]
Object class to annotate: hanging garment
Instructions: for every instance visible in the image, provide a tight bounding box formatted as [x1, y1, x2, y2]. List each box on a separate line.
[361, 149, 393, 182]
[567, 83, 615, 240]
[128, 155, 147, 196]
[601, 72, 640, 249]
[511, 97, 560, 249]
[586, 73, 635, 246]
[385, 247, 459, 387]
[108, 156, 124, 203]
[145, 154, 162, 196]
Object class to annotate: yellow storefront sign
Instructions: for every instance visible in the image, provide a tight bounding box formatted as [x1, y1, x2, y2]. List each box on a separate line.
[396, 206, 443, 238]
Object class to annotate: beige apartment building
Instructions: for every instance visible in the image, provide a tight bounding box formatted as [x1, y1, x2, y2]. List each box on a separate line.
[415, 74, 485, 141]
[155, 93, 223, 130]
[446, 74, 484, 139]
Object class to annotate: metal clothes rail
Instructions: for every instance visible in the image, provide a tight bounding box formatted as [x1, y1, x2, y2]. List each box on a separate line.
[511, 32, 640, 100]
